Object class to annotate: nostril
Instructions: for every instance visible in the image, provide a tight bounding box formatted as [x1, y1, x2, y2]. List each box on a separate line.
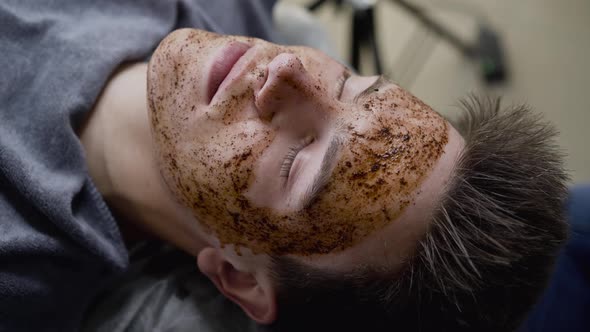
[256, 67, 270, 101]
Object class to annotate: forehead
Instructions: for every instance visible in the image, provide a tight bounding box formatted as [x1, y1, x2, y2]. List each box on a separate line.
[334, 82, 449, 186]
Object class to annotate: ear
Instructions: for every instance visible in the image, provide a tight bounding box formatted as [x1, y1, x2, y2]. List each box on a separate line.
[197, 247, 277, 324]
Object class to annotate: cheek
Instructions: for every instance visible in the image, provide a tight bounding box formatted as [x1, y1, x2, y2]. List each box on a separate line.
[156, 119, 273, 230]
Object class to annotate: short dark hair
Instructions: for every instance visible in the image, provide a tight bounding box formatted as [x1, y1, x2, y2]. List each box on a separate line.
[263, 96, 569, 332]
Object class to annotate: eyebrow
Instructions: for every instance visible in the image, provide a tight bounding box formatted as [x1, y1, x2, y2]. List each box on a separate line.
[353, 75, 387, 103]
[299, 132, 343, 210]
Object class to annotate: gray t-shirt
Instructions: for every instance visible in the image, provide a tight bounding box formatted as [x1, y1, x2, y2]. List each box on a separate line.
[0, 1, 277, 331]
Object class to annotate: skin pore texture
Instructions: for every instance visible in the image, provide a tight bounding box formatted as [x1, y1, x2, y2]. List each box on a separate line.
[147, 28, 457, 259]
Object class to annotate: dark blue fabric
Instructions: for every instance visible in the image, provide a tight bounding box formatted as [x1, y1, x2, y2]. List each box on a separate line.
[521, 184, 590, 332]
[0, 1, 276, 331]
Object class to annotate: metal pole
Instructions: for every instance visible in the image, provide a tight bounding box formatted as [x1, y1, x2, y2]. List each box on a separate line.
[391, 0, 476, 57]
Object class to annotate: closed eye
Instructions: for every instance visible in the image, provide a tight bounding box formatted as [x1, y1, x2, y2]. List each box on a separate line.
[280, 147, 301, 178]
[280, 136, 314, 179]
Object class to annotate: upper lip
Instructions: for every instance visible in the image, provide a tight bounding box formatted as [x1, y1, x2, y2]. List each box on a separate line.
[207, 42, 253, 104]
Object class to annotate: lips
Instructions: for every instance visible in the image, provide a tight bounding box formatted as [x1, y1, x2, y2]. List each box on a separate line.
[207, 42, 252, 103]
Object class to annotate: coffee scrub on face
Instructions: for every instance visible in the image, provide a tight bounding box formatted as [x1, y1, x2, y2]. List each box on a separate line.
[147, 28, 448, 256]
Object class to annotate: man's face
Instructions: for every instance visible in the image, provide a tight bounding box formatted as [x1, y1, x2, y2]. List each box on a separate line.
[147, 29, 450, 257]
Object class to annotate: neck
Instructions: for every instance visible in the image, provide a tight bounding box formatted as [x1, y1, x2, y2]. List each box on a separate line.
[79, 63, 207, 256]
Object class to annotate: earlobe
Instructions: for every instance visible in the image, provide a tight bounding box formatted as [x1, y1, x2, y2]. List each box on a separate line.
[197, 247, 277, 324]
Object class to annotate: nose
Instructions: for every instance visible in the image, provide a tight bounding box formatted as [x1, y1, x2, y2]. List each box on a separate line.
[255, 53, 312, 120]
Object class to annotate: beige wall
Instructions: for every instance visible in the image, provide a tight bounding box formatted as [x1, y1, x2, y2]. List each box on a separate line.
[282, 0, 590, 183]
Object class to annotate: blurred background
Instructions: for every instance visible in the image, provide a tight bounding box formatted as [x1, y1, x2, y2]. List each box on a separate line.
[279, 0, 590, 183]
